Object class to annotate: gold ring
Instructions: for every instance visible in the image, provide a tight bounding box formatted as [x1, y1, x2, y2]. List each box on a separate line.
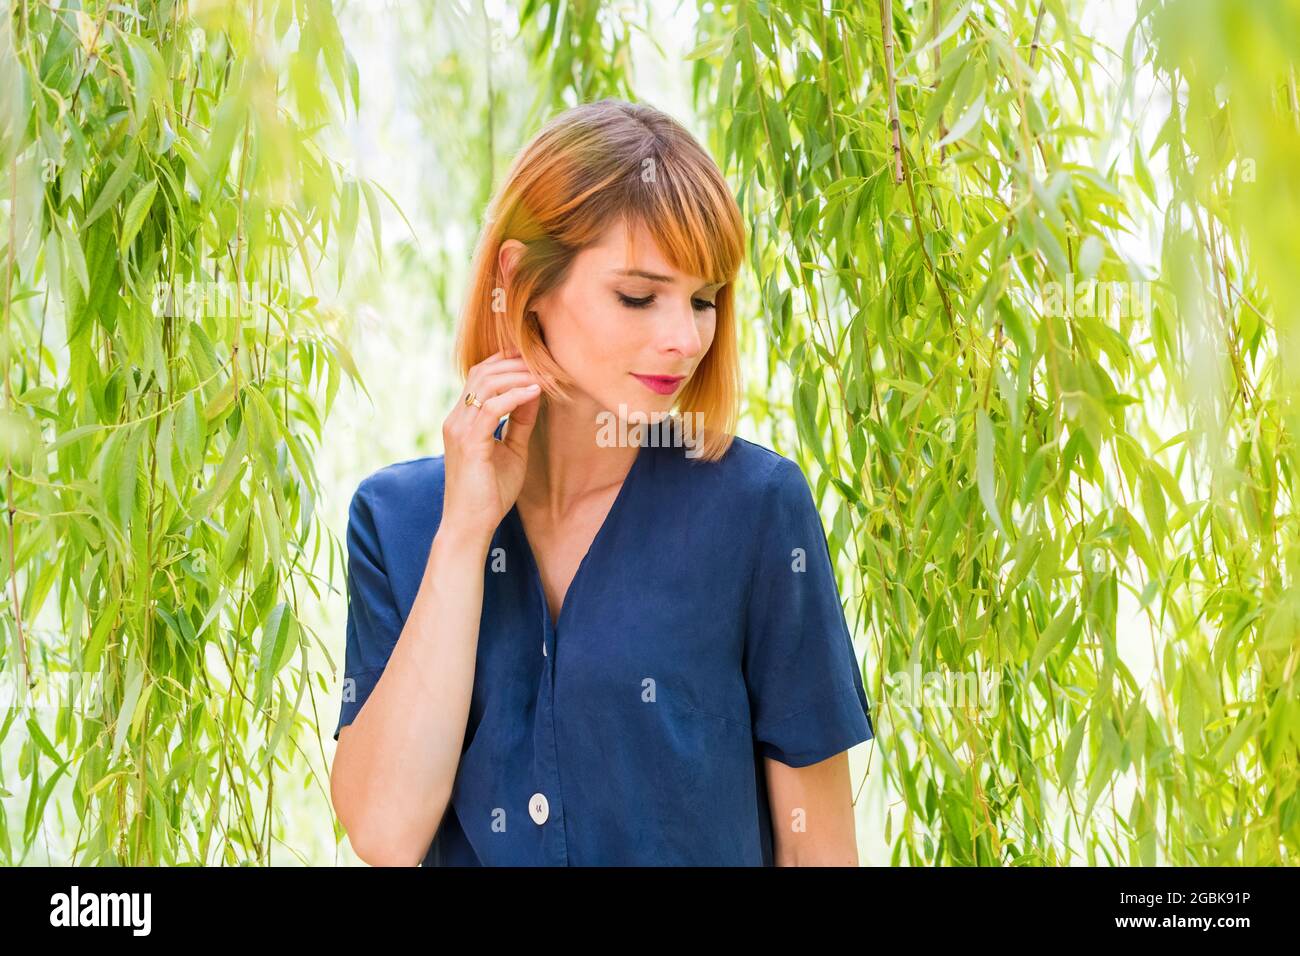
[464, 391, 483, 409]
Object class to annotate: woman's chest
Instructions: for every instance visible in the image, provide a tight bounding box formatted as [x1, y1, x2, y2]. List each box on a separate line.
[514, 490, 622, 631]
[475, 505, 756, 728]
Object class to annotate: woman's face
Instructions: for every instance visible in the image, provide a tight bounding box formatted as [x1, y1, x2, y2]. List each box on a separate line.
[506, 217, 722, 423]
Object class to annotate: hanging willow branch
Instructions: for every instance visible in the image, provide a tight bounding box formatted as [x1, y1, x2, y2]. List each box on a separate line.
[1030, 1, 1047, 68]
[934, 0, 949, 161]
[880, 0, 904, 184]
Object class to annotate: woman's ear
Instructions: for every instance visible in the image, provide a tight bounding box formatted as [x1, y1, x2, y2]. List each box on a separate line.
[498, 239, 527, 286]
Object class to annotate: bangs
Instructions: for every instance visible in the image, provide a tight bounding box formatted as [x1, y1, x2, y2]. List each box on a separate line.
[614, 152, 744, 287]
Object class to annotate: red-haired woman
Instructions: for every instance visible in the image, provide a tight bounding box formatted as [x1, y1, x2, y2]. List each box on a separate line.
[330, 99, 874, 867]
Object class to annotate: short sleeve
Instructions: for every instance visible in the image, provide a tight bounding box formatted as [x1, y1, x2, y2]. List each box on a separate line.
[333, 481, 404, 742]
[742, 456, 875, 767]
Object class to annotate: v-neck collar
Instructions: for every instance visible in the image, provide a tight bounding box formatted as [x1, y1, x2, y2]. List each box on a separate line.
[507, 424, 654, 637]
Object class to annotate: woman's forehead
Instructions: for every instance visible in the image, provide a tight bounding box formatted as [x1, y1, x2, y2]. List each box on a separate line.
[585, 218, 718, 288]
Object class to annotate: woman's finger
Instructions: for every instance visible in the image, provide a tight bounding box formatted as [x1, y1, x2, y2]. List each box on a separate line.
[466, 371, 540, 431]
[472, 383, 542, 442]
[462, 358, 526, 400]
[450, 357, 530, 427]
[470, 369, 539, 404]
[465, 356, 527, 392]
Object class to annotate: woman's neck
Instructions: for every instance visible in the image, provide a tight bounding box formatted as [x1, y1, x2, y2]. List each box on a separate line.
[519, 399, 640, 521]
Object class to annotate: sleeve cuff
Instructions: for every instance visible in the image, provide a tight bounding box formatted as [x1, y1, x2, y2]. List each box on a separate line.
[755, 680, 875, 768]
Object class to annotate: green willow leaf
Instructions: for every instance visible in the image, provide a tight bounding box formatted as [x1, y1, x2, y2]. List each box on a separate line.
[256, 602, 299, 708]
[157, 407, 177, 503]
[110, 658, 145, 764]
[190, 424, 248, 522]
[52, 214, 89, 297]
[975, 408, 1007, 536]
[118, 179, 158, 252]
[83, 143, 141, 229]
[176, 390, 204, 474]
[1060, 710, 1089, 790]
[937, 87, 985, 148]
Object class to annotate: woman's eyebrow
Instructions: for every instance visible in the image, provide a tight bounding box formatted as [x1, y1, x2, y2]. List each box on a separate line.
[610, 268, 675, 283]
[610, 268, 723, 291]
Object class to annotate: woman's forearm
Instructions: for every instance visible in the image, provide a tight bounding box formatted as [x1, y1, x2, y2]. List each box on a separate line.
[329, 518, 492, 866]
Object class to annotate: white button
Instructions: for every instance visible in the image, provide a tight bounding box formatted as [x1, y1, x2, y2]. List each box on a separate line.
[529, 792, 549, 825]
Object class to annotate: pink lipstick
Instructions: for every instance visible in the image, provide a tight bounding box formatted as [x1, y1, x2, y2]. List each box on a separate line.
[631, 373, 685, 395]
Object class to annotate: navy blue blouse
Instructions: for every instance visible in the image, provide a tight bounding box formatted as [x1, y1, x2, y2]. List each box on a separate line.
[333, 417, 875, 866]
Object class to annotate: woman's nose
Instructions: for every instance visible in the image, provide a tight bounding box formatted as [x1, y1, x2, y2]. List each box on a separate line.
[662, 303, 704, 357]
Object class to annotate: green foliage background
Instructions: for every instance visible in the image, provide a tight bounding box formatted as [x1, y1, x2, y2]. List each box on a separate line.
[1, 0, 374, 863]
[1, 0, 1296, 864]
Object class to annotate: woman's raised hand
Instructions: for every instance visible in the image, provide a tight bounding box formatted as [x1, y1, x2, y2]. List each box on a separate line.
[439, 347, 543, 544]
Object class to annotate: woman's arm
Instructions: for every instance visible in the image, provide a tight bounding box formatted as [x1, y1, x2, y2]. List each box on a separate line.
[329, 517, 492, 866]
[329, 345, 543, 866]
[764, 751, 861, 866]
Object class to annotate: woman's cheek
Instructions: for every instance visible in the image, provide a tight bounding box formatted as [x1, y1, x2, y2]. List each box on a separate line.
[699, 314, 717, 352]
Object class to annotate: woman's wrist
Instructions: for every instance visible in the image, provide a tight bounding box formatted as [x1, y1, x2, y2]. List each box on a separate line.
[429, 516, 495, 566]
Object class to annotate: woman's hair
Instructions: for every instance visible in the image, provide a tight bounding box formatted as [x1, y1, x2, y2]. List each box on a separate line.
[454, 98, 746, 462]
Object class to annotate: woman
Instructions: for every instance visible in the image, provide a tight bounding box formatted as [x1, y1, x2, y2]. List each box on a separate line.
[329, 99, 875, 866]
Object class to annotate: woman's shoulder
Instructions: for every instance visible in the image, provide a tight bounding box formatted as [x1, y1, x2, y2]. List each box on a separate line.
[675, 429, 814, 512]
[351, 453, 446, 517]
[712, 434, 800, 476]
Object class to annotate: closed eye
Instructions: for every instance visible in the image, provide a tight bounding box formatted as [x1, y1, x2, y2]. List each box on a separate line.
[617, 292, 716, 312]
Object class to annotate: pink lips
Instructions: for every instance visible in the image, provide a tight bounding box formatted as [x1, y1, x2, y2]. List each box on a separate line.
[632, 373, 685, 395]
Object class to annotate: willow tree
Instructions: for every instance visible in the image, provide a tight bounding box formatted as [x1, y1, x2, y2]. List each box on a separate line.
[0, 0, 375, 863]
[1136, 0, 1300, 862]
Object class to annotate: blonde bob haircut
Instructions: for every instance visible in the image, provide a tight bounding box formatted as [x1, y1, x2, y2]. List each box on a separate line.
[453, 98, 746, 463]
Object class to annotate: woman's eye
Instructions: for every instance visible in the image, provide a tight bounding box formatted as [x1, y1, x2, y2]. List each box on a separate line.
[616, 292, 717, 312]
